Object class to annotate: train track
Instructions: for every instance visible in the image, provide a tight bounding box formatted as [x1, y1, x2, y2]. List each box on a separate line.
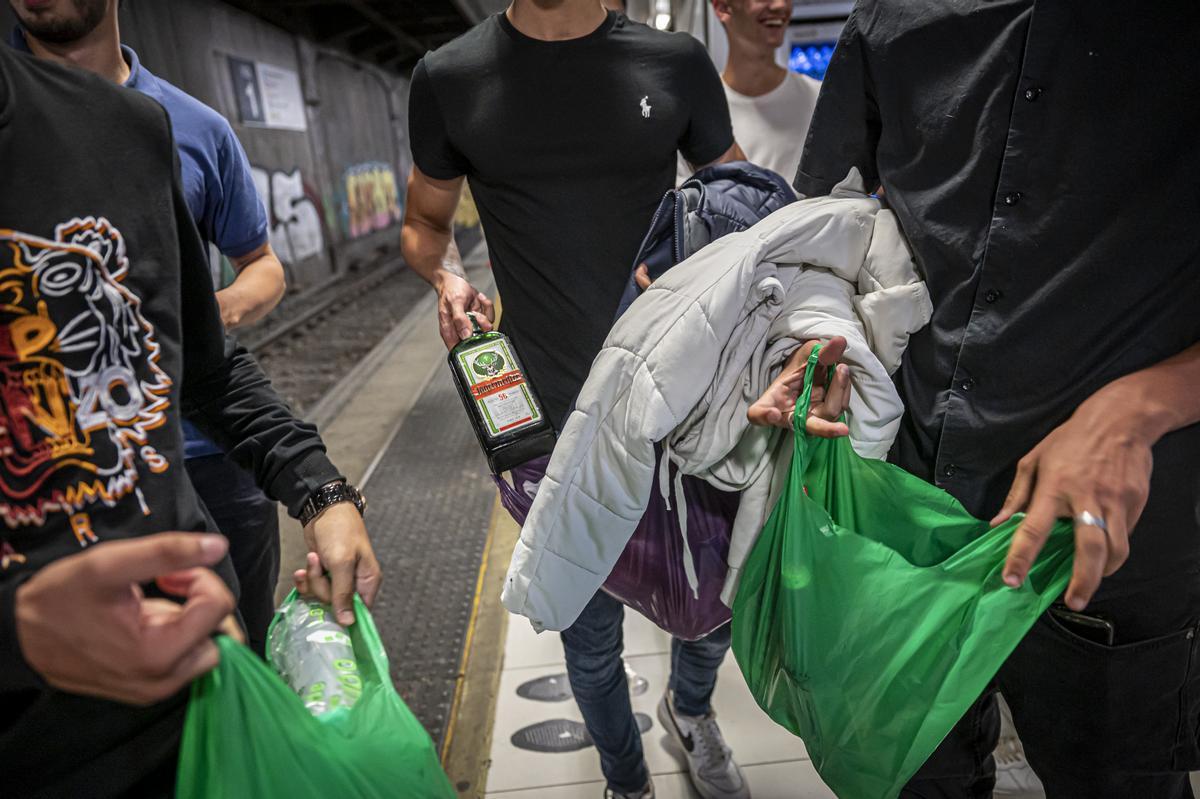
[249, 261, 431, 414]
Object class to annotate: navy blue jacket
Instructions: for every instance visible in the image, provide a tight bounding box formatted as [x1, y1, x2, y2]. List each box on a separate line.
[615, 161, 797, 319]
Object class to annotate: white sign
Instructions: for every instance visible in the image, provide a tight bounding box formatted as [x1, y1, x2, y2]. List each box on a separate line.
[255, 62, 307, 132]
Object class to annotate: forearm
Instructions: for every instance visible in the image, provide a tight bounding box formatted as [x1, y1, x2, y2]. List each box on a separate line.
[401, 216, 465, 290]
[721, 141, 748, 164]
[217, 252, 286, 329]
[183, 340, 341, 516]
[689, 141, 746, 173]
[1085, 341, 1200, 442]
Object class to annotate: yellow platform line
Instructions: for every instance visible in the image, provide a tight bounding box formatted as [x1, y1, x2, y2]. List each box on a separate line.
[440, 496, 498, 766]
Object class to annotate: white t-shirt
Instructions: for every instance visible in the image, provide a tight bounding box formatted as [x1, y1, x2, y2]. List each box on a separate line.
[726, 70, 821, 181]
[678, 70, 820, 185]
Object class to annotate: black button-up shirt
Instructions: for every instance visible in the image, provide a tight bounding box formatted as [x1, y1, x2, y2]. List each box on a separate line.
[797, 0, 1200, 590]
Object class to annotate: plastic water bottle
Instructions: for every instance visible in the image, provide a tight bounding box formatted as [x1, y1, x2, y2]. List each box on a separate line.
[270, 597, 363, 716]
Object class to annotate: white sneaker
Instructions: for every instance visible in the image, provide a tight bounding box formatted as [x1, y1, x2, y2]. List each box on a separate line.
[657, 693, 750, 799]
[993, 695, 1044, 796]
[604, 780, 654, 799]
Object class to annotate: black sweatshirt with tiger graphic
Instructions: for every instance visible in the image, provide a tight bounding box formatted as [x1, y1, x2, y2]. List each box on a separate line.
[0, 44, 342, 797]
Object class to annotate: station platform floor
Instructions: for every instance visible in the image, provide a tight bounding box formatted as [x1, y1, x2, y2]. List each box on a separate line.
[274, 244, 1191, 799]
[482, 509, 835, 799]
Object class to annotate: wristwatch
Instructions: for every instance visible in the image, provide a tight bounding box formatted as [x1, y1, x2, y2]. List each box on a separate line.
[299, 480, 367, 526]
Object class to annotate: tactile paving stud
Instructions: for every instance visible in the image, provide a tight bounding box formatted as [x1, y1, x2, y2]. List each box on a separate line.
[516, 664, 649, 702]
[510, 713, 654, 753]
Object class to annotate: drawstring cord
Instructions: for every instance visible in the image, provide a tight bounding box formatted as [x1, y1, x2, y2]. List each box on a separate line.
[659, 439, 700, 599]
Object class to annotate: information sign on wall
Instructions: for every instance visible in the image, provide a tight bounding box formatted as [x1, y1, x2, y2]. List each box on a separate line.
[228, 56, 264, 125]
[227, 56, 307, 132]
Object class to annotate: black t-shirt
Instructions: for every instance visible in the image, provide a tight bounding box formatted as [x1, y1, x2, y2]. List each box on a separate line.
[410, 11, 733, 427]
[796, 1, 1200, 591]
[0, 46, 340, 797]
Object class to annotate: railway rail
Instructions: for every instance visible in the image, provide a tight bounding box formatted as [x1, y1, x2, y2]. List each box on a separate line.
[248, 261, 430, 413]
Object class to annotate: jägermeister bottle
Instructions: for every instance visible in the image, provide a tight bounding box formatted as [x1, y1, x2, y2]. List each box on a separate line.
[449, 313, 556, 473]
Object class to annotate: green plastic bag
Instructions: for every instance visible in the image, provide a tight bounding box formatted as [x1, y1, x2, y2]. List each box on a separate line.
[177, 591, 455, 799]
[731, 346, 1076, 799]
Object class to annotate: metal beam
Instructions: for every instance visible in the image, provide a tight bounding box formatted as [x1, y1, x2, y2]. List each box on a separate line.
[357, 35, 401, 59]
[397, 14, 466, 35]
[341, 0, 427, 57]
[372, 43, 402, 63]
[347, 27, 393, 51]
[313, 19, 374, 43]
[446, 0, 485, 25]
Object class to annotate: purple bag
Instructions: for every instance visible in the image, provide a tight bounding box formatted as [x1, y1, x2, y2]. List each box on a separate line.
[493, 448, 737, 641]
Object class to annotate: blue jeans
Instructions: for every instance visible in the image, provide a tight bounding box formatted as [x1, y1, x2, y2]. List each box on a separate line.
[186, 453, 280, 656]
[561, 590, 731, 793]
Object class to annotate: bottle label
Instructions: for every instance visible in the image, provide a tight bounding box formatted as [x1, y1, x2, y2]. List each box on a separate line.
[456, 339, 542, 438]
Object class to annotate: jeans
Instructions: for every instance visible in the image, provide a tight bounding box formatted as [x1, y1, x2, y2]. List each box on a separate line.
[902, 569, 1200, 798]
[561, 590, 732, 793]
[185, 454, 281, 656]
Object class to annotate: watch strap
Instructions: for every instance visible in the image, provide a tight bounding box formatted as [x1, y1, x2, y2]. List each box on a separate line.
[299, 480, 365, 526]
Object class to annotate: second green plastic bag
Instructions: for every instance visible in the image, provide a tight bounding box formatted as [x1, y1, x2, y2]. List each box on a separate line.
[177, 591, 455, 799]
[731, 347, 1075, 799]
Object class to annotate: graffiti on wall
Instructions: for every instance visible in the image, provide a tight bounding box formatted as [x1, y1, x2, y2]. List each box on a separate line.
[251, 166, 326, 264]
[342, 162, 402, 239]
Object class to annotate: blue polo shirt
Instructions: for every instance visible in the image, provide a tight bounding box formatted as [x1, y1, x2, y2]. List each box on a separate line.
[10, 29, 271, 458]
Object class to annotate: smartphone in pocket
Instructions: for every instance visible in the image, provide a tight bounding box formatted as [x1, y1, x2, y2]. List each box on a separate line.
[1050, 604, 1116, 646]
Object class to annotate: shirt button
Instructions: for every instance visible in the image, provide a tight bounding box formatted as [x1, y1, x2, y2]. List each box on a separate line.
[1004, 191, 1023, 206]
[943, 464, 958, 478]
[984, 289, 1002, 303]
[960, 378, 975, 392]
[1024, 87, 1043, 102]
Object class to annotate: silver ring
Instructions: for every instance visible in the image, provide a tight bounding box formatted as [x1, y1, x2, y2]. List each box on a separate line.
[1075, 510, 1108, 534]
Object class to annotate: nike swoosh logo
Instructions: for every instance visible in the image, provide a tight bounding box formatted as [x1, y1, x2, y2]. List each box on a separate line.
[680, 731, 695, 753]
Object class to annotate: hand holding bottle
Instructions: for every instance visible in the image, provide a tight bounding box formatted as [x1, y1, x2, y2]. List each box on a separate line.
[436, 271, 495, 348]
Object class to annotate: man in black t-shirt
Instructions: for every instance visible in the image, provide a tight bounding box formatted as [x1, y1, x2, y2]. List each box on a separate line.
[401, 3, 749, 798]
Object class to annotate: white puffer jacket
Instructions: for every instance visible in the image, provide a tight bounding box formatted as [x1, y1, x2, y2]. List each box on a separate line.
[503, 171, 932, 631]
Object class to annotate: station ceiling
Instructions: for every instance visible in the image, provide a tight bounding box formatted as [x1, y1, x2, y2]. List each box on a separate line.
[221, 0, 509, 73]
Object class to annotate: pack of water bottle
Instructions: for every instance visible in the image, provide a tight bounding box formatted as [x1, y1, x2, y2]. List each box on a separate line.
[268, 595, 364, 716]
